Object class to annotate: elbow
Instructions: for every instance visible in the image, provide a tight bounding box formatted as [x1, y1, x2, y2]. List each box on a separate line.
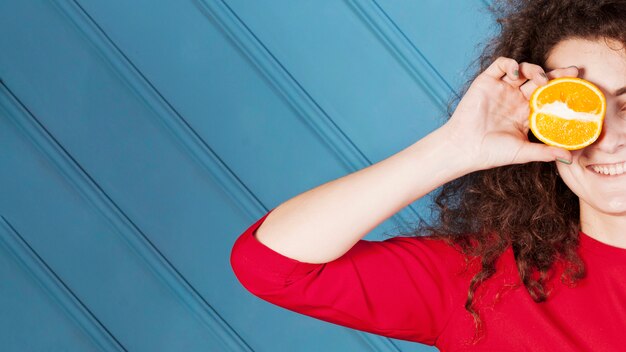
[229, 233, 286, 296]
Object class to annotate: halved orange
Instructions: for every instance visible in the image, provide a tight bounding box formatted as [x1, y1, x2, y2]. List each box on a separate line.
[529, 77, 606, 150]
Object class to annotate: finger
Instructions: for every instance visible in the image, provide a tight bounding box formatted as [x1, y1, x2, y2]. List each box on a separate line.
[503, 62, 548, 89]
[515, 142, 572, 164]
[520, 79, 542, 100]
[483, 57, 520, 80]
[515, 65, 550, 99]
[520, 66, 579, 99]
[502, 75, 528, 87]
[546, 66, 579, 79]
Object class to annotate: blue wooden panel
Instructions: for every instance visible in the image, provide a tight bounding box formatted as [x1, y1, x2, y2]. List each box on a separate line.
[376, 0, 496, 92]
[0, 1, 234, 350]
[0, 87, 222, 350]
[0, 220, 103, 351]
[0, 0, 493, 350]
[223, 0, 445, 161]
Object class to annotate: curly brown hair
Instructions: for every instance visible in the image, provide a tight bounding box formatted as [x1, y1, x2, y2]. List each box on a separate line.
[399, 0, 626, 345]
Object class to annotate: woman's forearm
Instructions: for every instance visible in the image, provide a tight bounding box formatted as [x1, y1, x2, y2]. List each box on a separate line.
[254, 124, 478, 264]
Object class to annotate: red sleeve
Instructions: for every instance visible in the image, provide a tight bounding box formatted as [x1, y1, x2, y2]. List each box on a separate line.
[230, 209, 469, 345]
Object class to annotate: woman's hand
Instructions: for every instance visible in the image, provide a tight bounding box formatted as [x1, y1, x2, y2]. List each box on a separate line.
[442, 57, 578, 171]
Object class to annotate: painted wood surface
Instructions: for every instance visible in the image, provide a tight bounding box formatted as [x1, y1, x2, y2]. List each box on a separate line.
[0, 1, 493, 350]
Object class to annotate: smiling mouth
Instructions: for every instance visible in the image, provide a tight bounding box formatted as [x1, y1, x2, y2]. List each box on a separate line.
[587, 161, 626, 176]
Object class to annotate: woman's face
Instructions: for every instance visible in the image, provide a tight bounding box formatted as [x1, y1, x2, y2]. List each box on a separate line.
[545, 37, 626, 216]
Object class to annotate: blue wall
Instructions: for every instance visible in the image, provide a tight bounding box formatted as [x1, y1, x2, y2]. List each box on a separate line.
[0, 1, 494, 351]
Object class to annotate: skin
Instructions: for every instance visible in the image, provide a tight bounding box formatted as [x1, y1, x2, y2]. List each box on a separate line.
[545, 37, 626, 249]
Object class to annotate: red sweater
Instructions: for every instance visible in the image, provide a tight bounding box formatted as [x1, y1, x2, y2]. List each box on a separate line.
[230, 209, 626, 351]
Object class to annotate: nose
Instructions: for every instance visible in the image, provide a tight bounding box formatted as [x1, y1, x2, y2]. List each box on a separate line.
[591, 105, 626, 153]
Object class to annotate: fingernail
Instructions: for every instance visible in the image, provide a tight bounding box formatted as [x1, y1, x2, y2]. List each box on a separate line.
[556, 157, 572, 165]
[568, 65, 578, 69]
[540, 72, 548, 79]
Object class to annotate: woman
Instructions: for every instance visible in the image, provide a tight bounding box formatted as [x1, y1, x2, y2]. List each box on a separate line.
[231, 0, 626, 350]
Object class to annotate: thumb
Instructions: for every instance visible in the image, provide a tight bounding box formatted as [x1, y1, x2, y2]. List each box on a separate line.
[517, 142, 572, 164]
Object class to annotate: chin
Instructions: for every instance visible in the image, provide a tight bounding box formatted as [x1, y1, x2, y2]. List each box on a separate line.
[587, 199, 626, 216]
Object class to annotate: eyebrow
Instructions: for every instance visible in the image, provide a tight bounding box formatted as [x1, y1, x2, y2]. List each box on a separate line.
[614, 86, 626, 96]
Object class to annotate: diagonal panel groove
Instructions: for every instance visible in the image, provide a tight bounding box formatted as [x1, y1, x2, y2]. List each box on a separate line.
[346, 0, 458, 116]
[51, 0, 266, 220]
[194, 1, 428, 351]
[195, 0, 422, 232]
[193, 0, 419, 236]
[0, 79, 253, 352]
[0, 215, 126, 352]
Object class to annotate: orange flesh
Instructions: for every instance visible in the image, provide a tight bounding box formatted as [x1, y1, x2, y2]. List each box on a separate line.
[534, 82, 603, 113]
[534, 113, 600, 145]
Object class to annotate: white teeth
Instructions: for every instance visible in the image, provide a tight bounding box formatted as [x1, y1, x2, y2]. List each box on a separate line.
[591, 161, 626, 176]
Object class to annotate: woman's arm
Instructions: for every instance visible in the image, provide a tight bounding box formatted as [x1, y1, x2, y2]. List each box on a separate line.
[254, 57, 574, 264]
[255, 125, 473, 264]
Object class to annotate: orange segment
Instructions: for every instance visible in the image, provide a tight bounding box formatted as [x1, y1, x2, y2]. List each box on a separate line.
[529, 77, 605, 150]
[534, 113, 601, 145]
